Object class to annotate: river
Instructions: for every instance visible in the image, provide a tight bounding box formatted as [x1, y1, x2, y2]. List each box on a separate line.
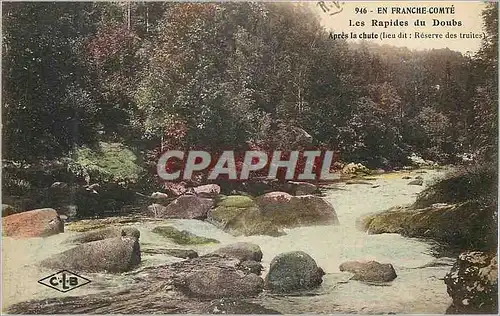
[2, 169, 454, 314]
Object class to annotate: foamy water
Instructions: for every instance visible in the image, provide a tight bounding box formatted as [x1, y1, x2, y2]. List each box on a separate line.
[2, 169, 454, 313]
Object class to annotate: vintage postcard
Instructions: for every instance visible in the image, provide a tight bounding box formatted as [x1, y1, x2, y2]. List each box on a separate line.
[1, 1, 498, 314]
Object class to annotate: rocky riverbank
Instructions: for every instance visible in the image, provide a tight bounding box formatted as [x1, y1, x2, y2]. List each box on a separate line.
[2, 167, 496, 314]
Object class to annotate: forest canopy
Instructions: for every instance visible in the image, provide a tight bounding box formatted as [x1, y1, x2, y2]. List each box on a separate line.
[2, 2, 498, 172]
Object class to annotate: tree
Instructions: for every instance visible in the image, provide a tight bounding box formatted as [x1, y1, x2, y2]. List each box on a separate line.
[2, 3, 101, 162]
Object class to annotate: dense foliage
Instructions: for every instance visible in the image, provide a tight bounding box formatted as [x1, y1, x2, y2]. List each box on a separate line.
[2, 2, 497, 177]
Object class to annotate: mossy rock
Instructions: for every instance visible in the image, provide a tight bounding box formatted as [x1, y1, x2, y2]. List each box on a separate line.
[152, 226, 219, 245]
[358, 201, 496, 250]
[216, 195, 256, 209]
[66, 222, 108, 233]
[66, 217, 145, 232]
[208, 196, 284, 237]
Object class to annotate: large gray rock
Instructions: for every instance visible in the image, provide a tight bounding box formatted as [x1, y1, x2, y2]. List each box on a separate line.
[339, 260, 397, 282]
[154, 195, 213, 219]
[41, 237, 141, 273]
[207, 195, 284, 237]
[255, 192, 339, 227]
[444, 251, 498, 314]
[208, 193, 338, 237]
[213, 242, 263, 262]
[238, 260, 263, 275]
[265, 251, 324, 293]
[67, 226, 140, 244]
[183, 268, 264, 299]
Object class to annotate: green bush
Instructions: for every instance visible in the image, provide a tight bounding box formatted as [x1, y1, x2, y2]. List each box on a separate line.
[68, 142, 143, 184]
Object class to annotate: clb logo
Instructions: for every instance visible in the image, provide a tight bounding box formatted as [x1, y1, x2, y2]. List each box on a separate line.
[38, 270, 91, 293]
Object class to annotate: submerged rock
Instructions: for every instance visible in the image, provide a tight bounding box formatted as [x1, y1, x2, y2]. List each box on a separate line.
[408, 179, 423, 186]
[41, 237, 141, 273]
[339, 260, 397, 282]
[444, 251, 498, 314]
[2, 208, 63, 238]
[265, 251, 324, 293]
[345, 180, 373, 185]
[152, 226, 219, 245]
[213, 242, 263, 262]
[67, 226, 140, 244]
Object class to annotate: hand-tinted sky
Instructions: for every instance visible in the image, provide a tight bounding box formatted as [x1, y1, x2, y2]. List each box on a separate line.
[314, 1, 486, 54]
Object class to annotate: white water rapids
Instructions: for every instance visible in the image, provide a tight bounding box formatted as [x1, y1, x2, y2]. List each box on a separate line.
[2, 169, 455, 314]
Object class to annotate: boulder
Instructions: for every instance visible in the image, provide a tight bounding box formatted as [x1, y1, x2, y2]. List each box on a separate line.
[208, 193, 338, 237]
[207, 195, 283, 237]
[2, 208, 63, 238]
[402, 176, 412, 179]
[67, 226, 140, 244]
[183, 268, 264, 299]
[265, 251, 324, 293]
[213, 242, 263, 262]
[255, 192, 339, 227]
[41, 237, 141, 273]
[194, 184, 221, 198]
[154, 195, 213, 219]
[238, 260, 263, 275]
[357, 201, 496, 250]
[287, 181, 317, 196]
[444, 251, 498, 314]
[339, 260, 397, 282]
[152, 226, 219, 245]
